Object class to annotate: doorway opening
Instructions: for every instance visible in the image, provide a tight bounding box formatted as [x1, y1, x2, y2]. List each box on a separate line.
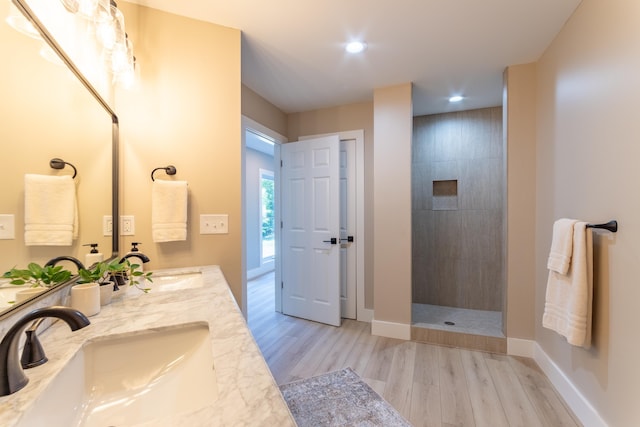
[243, 117, 284, 321]
[243, 124, 369, 324]
[411, 107, 506, 347]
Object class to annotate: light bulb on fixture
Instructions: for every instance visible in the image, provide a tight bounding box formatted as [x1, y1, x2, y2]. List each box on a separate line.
[39, 42, 65, 66]
[449, 95, 464, 103]
[115, 55, 137, 88]
[6, 3, 41, 39]
[60, 0, 80, 13]
[96, 2, 124, 50]
[110, 33, 133, 74]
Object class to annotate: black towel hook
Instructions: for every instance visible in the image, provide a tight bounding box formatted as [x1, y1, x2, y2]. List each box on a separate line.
[49, 158, 77, 179]
[151, 165, 177, 181]
[586, 220, 618, 233]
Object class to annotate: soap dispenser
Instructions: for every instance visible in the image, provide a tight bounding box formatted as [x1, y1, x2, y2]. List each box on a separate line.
[84, 243, 103, 267]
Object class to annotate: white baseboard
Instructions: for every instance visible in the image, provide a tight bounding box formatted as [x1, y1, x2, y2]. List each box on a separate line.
[371, 319, 411, 340]
[533, 343, 607, 427]
[507, 338, 535, 357]
[357, 307, 373, 323]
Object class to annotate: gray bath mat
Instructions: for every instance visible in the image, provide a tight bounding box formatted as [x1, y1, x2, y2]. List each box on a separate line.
[279, 367, 412, 426]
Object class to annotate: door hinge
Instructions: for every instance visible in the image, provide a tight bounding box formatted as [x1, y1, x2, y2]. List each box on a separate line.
[280, 221, 283, 229]
[281, 281, 284, 289]
[280, 160, 283, 167]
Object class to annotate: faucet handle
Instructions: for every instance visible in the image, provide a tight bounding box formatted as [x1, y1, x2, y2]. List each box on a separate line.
[21, 319, 48, 369]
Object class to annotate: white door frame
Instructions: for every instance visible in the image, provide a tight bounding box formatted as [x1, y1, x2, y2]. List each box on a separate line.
[242, 123, 371, 323]
[241, 115, 285, 318]
[299, 130, 371, 322]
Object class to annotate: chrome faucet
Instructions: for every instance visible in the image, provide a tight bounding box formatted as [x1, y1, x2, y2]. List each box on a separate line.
[0, 306, 90, 396]
[44, 256, 85, 272]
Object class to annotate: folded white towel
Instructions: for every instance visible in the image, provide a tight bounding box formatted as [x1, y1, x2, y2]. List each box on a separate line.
[24, 174, 78, 246]
[152, 180, 188, 243]
[547, 218, 578, 274]
[543, 221, 593, 348]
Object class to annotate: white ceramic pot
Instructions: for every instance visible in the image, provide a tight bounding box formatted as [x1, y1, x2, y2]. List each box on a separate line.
[15, 287, 47, 303]
[70, 282, 101, 316]
[99, 282, 114, 306]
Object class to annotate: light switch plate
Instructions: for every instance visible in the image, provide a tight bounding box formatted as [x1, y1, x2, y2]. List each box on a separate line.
[0, 214, 15, 240]
[200, 214, 229, 234]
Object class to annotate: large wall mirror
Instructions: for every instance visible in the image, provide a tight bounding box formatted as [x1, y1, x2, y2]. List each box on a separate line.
[0, 0, 119, 318]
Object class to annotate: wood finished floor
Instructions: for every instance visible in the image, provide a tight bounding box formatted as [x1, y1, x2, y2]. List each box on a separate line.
[247, 272, 581, 427]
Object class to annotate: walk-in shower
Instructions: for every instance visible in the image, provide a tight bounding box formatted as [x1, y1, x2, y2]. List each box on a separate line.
[411, 106, 505, 342]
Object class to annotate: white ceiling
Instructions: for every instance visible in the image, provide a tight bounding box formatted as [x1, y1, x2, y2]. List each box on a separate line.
[126, 0, 581, 116]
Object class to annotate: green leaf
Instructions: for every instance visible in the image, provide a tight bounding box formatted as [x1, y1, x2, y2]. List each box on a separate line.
[3, 263, 73, 288]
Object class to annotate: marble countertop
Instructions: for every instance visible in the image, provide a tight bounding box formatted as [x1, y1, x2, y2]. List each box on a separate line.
[0, 265, 296, 426]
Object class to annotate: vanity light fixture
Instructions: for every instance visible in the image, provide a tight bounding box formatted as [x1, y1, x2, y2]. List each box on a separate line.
[345, 40, 367, 54]
[449, 95, 464, 103]
[6, 0, 137, 87]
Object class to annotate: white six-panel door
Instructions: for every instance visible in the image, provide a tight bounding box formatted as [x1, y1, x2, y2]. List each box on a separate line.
[281, 135, 341, 326]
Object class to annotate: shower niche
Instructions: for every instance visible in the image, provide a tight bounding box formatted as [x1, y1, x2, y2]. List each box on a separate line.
[432, 179, 458, 210]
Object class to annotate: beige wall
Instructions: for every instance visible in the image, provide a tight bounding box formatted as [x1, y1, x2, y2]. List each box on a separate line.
[534, 0, 640, 424]
[116, 3, 243, 303]
[287, 102, 375, 308]
[504, 64, 537, 339]
[373, 84, 413, 325]
[241, 85, 288, 138]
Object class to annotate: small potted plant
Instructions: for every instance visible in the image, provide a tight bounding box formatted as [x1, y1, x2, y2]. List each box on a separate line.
[78, 258, 127, 305]
[3, 262, 73, 303]
[78, 259, 153, 301]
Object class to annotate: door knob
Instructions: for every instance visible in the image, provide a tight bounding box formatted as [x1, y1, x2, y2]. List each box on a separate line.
[322, 238, 337, 244]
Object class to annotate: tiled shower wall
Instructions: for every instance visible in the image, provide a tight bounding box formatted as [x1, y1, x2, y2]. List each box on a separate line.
[412, 107, 504, 311]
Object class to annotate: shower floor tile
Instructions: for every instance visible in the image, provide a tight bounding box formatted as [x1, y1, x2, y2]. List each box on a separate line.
[412, 303, 504, 338]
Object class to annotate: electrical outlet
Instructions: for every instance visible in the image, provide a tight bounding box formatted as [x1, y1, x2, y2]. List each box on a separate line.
[103, 215, 113, 236]
[200, 214, 229, 234]
[121, 215, 135, 236]
[103, 215, 134, 236]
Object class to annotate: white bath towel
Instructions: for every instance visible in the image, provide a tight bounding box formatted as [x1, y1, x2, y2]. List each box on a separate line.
[152, 180, 188, 242]
[542, 221, 593, 348]
[24, 174, 78, 246]
[547, 218, 578, 275]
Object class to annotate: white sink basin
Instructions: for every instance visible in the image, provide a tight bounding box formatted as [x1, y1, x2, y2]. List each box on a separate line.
[18, 322, 218, 426]
[143, 271, 204, 292]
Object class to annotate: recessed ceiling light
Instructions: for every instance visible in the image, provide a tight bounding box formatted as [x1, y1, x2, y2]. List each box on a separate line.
[449, 95, 464, 103]
[345, 41, 367, 54]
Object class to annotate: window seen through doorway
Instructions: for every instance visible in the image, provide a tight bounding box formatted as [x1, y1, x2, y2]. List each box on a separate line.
[260, 169, 275, 262]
